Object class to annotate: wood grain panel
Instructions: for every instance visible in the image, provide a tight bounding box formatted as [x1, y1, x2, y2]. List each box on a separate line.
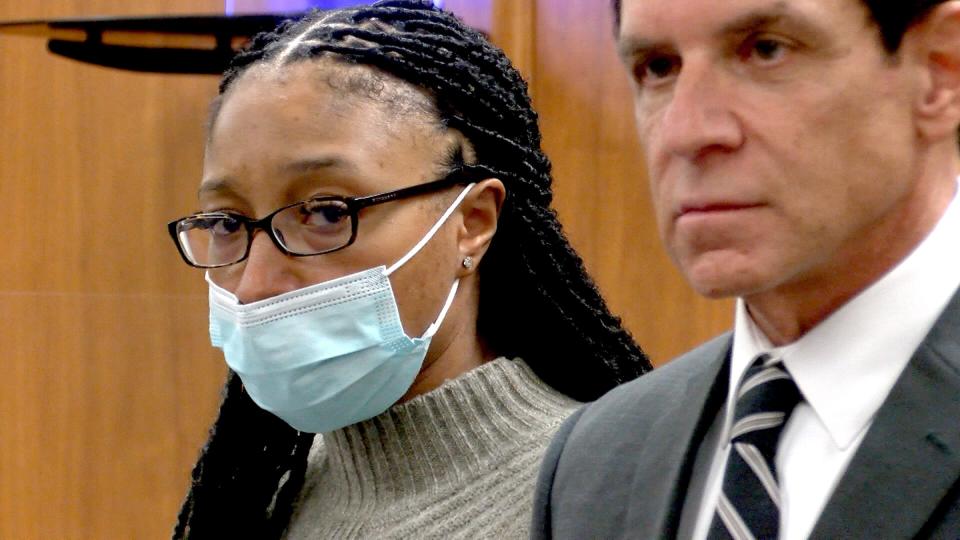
[0, 294, 224, 538]
[0, 1, 227, 537]
[489, 0, 536, 85]
[525, 0, 733, 365]
[442, 0, 492, 33]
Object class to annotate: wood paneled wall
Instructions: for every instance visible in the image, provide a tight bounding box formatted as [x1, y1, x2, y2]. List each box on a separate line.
[0, 2, 225, 537]
[0, 0, 732, 537]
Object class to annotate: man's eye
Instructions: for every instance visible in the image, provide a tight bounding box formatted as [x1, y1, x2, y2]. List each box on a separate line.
[756, 40, 781, 58]
[635, 55, 681, 85]
[743, 36, 790, 64]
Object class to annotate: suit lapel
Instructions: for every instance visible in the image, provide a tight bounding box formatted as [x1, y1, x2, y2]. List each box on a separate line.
[811, 290, 960, 539]
[624, 335, 732, 538]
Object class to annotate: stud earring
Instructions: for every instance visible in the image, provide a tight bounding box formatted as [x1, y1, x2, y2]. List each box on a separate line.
[462, 256, 474, 269]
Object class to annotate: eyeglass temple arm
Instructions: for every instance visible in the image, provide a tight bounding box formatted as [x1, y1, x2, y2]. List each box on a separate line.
[350, 165, 491, 210]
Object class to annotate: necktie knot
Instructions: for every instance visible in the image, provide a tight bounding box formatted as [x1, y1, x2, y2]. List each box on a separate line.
[729, 355, 801, 445]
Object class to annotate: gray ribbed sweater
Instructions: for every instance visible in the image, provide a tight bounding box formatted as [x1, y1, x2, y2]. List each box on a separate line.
[283, 357, 581, 539]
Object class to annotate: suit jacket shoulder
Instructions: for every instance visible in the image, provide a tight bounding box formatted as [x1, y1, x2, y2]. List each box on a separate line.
[532, 333, 731, 539]
[534, 288, 960, 540]
[810, 287, 960, 539]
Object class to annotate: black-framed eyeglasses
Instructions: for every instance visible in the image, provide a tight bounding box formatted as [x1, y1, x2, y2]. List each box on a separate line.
[168, 166, 488, 268]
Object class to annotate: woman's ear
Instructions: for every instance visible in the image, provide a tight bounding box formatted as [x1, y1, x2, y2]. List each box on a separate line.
[912, 1, 960, 141]
[456, 179, 506, 275]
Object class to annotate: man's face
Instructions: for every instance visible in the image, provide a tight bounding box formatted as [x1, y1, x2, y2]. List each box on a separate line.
[618, 0, 935, 302]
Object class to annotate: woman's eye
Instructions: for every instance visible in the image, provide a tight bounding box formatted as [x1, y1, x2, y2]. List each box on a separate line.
[300, 201, 349, 228]
[193, 215, 242, 236]
[213, 217, 243, 235]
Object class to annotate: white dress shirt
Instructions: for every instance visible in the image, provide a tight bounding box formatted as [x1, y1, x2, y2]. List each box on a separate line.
[691, 180, 960, 540]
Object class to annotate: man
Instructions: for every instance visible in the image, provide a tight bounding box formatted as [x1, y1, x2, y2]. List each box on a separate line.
[532, 0, 960, 538]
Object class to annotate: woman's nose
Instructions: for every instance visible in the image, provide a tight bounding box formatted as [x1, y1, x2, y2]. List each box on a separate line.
[231, 231, 304, 304]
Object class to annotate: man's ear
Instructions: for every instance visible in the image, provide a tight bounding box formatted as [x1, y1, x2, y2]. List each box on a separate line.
[456, 179, 506, 276]
[912, 1, 960, 141]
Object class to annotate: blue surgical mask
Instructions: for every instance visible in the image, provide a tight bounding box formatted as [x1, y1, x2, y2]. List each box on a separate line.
[207, 183, 475, 433]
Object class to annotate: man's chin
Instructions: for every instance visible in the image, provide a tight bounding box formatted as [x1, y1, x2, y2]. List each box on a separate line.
[684, 269, 762, 299]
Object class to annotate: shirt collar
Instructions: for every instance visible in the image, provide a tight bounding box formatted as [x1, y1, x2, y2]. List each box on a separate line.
[731, 178, 960, 449]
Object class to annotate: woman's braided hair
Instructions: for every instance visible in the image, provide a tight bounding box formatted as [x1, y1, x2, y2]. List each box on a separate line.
[174, 1, 651, 537]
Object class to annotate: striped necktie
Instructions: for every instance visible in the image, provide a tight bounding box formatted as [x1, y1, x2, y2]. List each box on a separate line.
[707, 354, 802, 540]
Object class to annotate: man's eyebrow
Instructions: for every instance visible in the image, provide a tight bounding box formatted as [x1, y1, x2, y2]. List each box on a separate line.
[617, 2, 823, 59]
[719, 2, 815, 35]
[718, 3, 825, 40]
[721, 3, 788, 34]
[617, 36, 663, 61]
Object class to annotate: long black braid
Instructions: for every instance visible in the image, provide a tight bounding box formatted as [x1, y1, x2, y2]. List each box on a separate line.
[174, 2, 651, 538]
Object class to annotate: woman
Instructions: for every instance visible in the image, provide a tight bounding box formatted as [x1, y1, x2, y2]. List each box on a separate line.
[167, 1, 650, 538]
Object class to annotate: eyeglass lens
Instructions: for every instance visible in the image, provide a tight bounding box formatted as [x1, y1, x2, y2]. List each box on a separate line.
[176, 199, 353, 267]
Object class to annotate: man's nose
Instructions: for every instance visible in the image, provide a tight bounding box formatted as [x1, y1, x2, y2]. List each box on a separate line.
[657, 60, 744, 160]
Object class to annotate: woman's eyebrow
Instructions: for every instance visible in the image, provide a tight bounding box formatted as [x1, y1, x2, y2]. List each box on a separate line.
[197, 177, 237, 199]
[281, 156, 354, 175]
[197, 156, 358, 199]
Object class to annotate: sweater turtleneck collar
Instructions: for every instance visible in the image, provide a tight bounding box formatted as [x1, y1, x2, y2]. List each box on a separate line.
[307, 357, 579, 507]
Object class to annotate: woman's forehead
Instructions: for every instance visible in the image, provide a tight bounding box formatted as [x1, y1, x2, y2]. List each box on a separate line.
[238, 58, 438, 118]
[203, 61, 460, 201]
[220, 60, 437, 133]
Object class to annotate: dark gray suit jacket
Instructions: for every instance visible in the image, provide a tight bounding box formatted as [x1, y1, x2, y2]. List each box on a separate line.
[532, 289, 960, 539]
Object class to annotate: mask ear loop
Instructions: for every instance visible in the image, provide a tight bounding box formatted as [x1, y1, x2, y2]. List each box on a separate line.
[421, 279, 459, 339]
[385, 183, 476, 277]
[384, 183, 476, 340]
